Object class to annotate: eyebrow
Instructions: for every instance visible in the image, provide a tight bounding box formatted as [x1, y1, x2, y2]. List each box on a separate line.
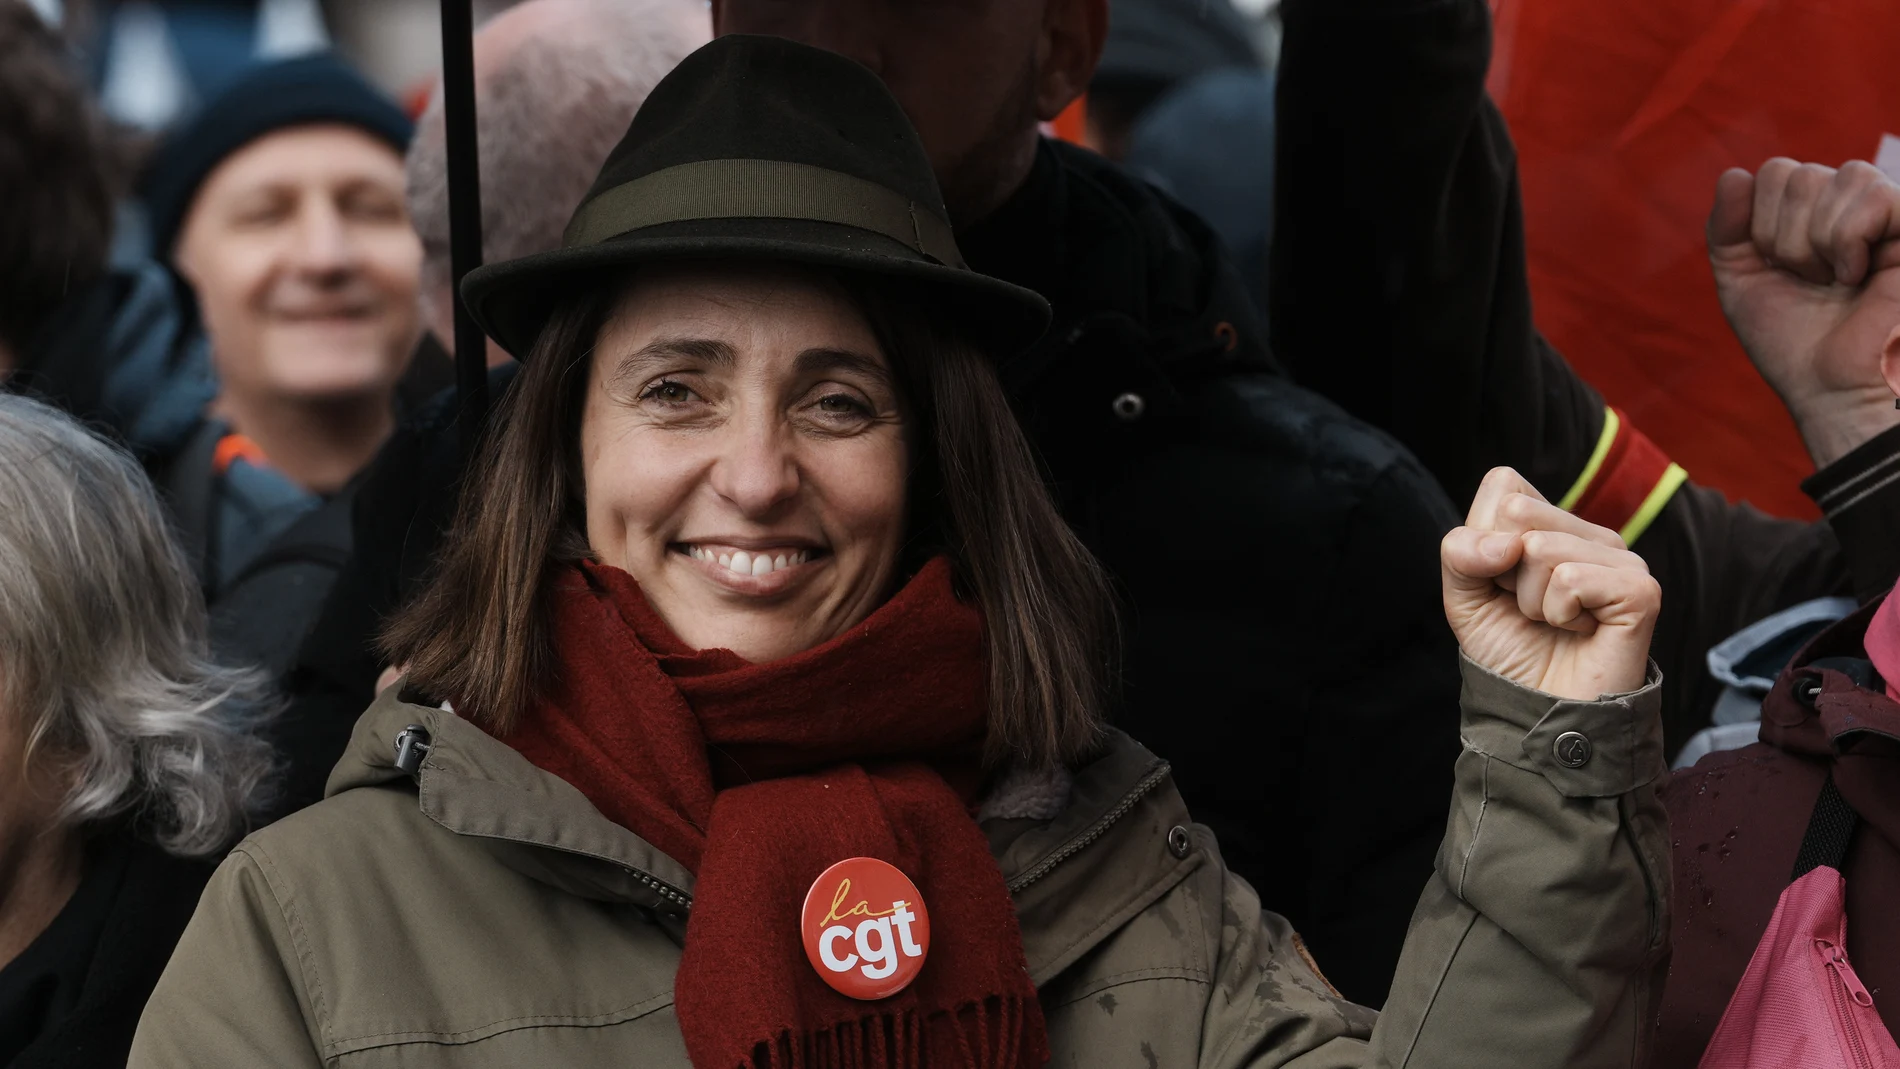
[793, 347, 893, 386]
[607, 336, 736, 389]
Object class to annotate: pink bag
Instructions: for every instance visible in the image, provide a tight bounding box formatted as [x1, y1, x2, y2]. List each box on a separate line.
[1698, 778, 1900, 1069]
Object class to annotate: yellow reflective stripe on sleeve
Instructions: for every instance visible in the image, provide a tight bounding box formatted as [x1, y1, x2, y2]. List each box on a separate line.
[1618, 463, 1689, 547]
[1559, 406, 1620, 511]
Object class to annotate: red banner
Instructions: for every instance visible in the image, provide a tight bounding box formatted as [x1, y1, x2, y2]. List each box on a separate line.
[1489, 0, 1900, 519]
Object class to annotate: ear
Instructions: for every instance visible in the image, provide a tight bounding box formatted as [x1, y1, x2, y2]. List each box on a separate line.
[172, 231, 202, 289]
[1034, 0, 1109, 122]
[1882, 324, 1900, 401]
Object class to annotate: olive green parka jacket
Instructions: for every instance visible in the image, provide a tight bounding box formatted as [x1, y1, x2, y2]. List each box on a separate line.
[130, 656, 1669, 1067]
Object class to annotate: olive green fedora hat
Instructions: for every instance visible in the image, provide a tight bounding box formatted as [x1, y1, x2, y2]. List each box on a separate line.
[461, 34, 1052, 359]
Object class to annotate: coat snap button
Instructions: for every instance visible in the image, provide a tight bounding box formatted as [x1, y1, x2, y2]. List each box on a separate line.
[1112, 392, 1146, 421]
[1553, 731, 1593, 769]
[1166, 825, 1192, 859]
[1794, 675, 1823, 708]
[394, 725, 433, 777]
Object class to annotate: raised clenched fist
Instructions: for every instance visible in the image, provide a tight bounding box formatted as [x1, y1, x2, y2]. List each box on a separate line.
[1441, 468, 1660, 700]
[1708, 158, 1900, 467]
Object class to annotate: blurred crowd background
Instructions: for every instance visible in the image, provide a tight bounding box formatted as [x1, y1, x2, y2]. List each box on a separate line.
[45, 0, 1900, 521]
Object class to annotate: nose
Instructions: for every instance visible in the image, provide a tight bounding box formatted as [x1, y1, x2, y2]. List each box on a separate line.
[707, 412, 801, 519]
[288, 197, 358, 283]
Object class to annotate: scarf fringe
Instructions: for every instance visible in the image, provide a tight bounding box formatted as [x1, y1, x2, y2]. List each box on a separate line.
[745, 997, 1042, 1069]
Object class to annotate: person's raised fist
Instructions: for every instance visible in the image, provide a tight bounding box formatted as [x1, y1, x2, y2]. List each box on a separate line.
[1708, 159, 1900, 467]
[1441, 467, 1659, 700]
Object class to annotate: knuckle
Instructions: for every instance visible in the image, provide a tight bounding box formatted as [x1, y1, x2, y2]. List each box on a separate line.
[1759, 156, 1798, 178]
[1852, 190, 1893, 227]
[1791, 163, 1833, 189]
[1636, 575, 1663, 611]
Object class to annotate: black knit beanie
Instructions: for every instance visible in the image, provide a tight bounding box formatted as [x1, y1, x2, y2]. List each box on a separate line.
[142, 52, 413, 259]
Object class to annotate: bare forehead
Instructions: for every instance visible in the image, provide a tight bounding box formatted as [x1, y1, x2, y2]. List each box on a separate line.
[597, 265, 887, 361]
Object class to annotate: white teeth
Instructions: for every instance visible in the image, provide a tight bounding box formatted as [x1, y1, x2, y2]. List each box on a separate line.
[688, 546, 814, 573]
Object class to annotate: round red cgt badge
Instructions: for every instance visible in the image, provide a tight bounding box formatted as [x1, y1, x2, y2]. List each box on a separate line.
[800, 857, 930, 1000]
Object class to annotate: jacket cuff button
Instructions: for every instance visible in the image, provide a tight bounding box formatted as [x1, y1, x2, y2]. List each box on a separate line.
[1166, 825, 1193, 859]
[1553, 731, 1593, 769]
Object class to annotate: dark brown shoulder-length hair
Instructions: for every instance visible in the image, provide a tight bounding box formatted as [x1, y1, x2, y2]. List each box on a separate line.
[383, 268, 1118, 769]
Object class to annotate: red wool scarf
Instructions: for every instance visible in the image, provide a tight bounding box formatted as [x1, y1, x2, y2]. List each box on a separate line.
[498, 557, 1050, 1069]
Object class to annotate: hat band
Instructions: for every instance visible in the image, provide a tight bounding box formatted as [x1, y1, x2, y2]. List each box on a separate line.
[563, 159, 966, 269]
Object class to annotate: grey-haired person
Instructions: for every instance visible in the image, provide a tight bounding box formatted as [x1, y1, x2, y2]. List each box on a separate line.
[0, 393, 276, 1068]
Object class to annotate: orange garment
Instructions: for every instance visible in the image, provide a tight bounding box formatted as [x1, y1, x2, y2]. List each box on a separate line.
[1488, 0, 1900, 520]
[211, 432, 268, 475]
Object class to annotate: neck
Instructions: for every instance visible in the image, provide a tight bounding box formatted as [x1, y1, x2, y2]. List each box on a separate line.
[0, 817, 84, 972]
[213, 389, 394, 495]
[945, 128, 1042, 229]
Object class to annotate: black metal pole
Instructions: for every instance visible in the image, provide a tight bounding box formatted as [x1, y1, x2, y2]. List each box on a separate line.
[440, 0, 486, 462]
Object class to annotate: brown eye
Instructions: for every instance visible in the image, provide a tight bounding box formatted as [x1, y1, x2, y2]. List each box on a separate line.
[816, 393, 870, 416]
[640, 379, 697, 405]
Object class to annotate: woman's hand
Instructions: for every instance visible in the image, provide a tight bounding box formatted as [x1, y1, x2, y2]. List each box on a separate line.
[1442, 468, 1661, 700]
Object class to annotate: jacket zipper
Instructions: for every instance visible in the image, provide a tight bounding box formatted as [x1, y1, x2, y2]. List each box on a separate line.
[1817, 939, 1878, 1069]
[629, 868, 693, 912]
[1007, 762, 1172, 895]
[396, 723, 697, 913]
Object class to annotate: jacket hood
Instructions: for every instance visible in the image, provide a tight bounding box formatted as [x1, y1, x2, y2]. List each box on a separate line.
[1764, 595, 1900, 759]
[19, 257, 217, 462]
[328, 686, 1202, 979]
[328, 691, 698, 911]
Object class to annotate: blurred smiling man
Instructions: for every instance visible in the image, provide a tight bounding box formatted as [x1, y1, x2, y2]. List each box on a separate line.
[172, 121, 419, 495]
[142, 54, 418, 592]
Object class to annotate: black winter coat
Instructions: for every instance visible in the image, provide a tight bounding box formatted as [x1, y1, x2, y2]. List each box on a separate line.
[2, 833, 213, 1069]
[278, 138, 1464, 1007]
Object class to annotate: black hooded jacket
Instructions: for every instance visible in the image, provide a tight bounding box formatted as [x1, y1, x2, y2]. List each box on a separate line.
[279, 138, 1462, 1006]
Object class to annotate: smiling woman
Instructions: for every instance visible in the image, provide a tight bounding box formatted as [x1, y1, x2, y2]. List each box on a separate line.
[385, 254, 1112, 765]
[579, 267, 913, 662]
[135, 33, 1677, 1069]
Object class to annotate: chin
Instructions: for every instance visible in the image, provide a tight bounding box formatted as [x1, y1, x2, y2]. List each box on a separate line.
[677, 606, 827, 664]
[265, 350, 405, 401]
